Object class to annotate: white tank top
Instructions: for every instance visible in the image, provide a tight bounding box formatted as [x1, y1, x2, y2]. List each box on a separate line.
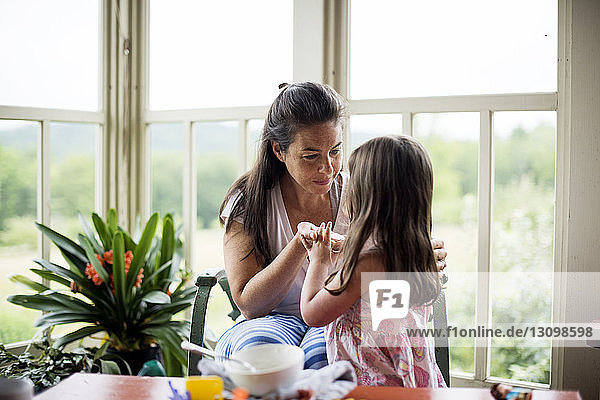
[221, 172, 349, 318]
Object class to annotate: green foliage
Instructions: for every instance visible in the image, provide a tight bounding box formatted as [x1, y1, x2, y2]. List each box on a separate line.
[196, 155, 237, 228]
[0, 145, 36, 232]
[7, 210, 196, 376]
[150, 153, 237, 228]
[0, 333, 95, 393]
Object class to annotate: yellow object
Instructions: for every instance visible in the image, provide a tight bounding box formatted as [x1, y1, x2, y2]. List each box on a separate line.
[186, 376, 224, 400]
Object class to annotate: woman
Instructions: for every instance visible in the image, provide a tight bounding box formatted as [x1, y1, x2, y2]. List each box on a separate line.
[217, 82, 446, 369]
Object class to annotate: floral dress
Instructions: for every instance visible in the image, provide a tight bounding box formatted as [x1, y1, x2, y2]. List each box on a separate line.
[324, 296, 447, 387]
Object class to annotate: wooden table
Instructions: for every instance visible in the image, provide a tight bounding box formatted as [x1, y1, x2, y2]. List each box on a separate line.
[34, 373, 582, 400]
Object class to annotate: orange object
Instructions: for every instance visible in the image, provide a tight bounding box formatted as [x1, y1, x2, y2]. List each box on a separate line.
[231, 387, 249, 400]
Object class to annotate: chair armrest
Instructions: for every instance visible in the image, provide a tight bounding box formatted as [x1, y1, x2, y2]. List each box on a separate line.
[433, 272, 450, 386]
[188, 268, 240, 375]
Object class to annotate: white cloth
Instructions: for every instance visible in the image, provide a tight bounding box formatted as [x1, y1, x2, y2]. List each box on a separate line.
[197, 358, 357, 400]
[220, 173, 349, 319]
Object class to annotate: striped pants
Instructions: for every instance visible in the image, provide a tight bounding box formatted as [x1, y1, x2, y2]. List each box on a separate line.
[214, 313, 328, 370]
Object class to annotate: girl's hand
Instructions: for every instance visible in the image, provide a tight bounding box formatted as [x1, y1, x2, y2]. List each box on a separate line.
[307, 222, 333, 266]
[432, 238, 447, 271]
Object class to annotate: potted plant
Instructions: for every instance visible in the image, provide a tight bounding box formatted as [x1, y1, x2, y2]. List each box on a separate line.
[7, 209, 195, 376]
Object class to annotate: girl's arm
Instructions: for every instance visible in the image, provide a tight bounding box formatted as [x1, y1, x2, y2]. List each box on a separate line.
[300, 223, 383, 327]
[224, 220, 317, 320]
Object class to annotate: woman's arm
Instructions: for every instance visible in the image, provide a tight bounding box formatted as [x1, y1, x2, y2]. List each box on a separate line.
[223, 220, 316, 319]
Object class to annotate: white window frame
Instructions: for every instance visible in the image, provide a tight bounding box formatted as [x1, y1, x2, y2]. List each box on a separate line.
[140, 0, 325, 271]
[328, 0, 568, 390]
[0, 0, 106, 349]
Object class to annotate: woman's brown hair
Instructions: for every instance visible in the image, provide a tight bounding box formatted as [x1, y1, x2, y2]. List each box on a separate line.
[219, 82, 346, 266]
[326, 135, 440, 306]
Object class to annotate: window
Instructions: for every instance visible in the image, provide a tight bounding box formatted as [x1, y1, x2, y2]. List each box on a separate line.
[0, 0, 103, 344]
[148, 0, 293, 109]
[146, 0, 294, 336]
[348, 0, 558, 386]
[350, 0, 557, 99]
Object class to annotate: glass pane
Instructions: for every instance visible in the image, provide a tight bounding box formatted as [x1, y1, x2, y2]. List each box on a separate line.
[350, 0, 557, 99]
[50, 122, 97, 264]
[149, 0, 293, 110]
[490, 111, 556, 384]
[247, 119, 264, 167]
[0, 1, 100, 110]
[150, 123, 184, 221]
[194, 121, 239, 338]
[349, 114, 403, 152]
[414, 112, 479, 374]
[0, 120, 39, 343]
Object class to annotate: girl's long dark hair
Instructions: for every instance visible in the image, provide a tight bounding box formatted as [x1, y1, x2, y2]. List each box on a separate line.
[325, 135, 440, 306]
[219, 82, 346, 266]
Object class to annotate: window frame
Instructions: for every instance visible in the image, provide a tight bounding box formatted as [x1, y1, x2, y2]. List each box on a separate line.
[0, 0, 106, 348]
[333, 0, 567, 390]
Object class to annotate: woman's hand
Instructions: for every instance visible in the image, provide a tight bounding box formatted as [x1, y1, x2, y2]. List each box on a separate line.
[432, 238, 447, 271]
[298, 221, 345, 254]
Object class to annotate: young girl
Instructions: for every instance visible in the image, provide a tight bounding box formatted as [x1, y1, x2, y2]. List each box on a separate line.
[299, 135, 446, 387]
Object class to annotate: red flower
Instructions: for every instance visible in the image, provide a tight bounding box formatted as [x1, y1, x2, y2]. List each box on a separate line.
[85, 263, 104, 286]
[86, 250, 143, 289]
[103, 250, 113, 264]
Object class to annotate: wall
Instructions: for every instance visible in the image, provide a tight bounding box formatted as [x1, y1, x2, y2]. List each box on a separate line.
[561, 0, 600, 398]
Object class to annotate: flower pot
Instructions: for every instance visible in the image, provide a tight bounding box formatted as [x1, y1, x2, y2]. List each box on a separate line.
[106, 344, 163, 375]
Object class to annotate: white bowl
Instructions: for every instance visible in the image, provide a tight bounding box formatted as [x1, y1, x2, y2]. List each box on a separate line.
[226, 344, 304, 396]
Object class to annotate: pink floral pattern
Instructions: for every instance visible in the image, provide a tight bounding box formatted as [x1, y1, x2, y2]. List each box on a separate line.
[325, 298, 447, 387]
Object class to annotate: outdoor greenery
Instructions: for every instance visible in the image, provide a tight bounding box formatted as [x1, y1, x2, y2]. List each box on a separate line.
[6, 209, 196, 376]
[0, 121, 555, 383]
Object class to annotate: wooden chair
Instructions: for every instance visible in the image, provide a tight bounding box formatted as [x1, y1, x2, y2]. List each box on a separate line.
[188, 269, 450, 386]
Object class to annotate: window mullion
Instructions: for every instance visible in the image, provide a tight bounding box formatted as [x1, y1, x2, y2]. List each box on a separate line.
[239, 119, 249, 174]
[402, 112, 412, 136]
[38, 120, 51, 263]
[183, 121, 195, 278]
[475, 110, 493, 381]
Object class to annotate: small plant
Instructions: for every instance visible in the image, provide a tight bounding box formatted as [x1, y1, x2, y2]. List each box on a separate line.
[0, 332, 94, 393]
[7, 209, 196, 376]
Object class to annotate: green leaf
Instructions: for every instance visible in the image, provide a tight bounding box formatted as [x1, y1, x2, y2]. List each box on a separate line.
[100, 359, 121, 375]
[30, 268, 71, 287]
[58, 248, 87, 277]
[142, 290, 171, 304]
[94, 340, 111, 362]
[126, 213, 158, 292]
[52, 326, 105, 349]
[140, 301, 191, 325]
[120, 229, 137, 253]
[8, 274, 49, 292]
[8, 292, 96, 314]
[79, 212, 104, 254]
[81, 236, 110, 284]
[33, 311, 99, 328]
[141, 326, 187, 368]
[107, 208, 118, 236]
[100, 353, 132, 375]
[159, 216, 174, 270]
[35, 222, 87, 263]
[141, 260, 172, 291]
[112, 232, 126, 306]
[92, 212, 112, 250]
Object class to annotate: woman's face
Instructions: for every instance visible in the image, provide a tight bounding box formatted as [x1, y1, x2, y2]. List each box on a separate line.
[272, 121, 343, 195]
